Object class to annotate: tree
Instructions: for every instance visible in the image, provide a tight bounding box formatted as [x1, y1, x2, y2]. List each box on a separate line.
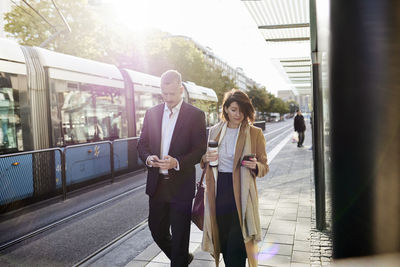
[274, 98, 289, 114]
[267, 95, 289, 115]
[144, 34, 208, 82]
[201, 66, 237, 107]
[247, 85, 270, 113]
[287, 100, 299, 114]
[4, 0, 111, 60]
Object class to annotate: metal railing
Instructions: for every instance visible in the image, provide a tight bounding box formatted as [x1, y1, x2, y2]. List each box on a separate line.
[0, 147, 65, 201]
[0, 137, 140, 206]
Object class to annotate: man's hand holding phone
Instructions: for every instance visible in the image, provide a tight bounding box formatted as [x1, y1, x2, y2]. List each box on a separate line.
[147, 155, 161, 167]
[148, 155, 178, 170]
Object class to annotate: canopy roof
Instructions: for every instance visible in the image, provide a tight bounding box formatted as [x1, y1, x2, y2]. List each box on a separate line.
[242, 0, 311, 95]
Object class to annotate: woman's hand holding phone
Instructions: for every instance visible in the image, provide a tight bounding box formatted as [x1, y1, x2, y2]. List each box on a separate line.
[242, 154, 257, 170]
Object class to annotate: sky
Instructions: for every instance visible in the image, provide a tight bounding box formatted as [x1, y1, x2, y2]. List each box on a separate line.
[103, 0, 310, 95]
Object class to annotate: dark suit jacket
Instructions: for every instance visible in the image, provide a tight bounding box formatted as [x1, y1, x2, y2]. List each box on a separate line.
[294, 114, 306, 132]
[137, 101, 207, 201]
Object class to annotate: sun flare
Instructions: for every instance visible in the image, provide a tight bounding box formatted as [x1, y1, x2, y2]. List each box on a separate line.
[103, 0, 171, 32]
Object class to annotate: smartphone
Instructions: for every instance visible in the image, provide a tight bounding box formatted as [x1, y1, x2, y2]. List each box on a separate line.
[242, 154, 256, 162]
[151, 159, 161, 163]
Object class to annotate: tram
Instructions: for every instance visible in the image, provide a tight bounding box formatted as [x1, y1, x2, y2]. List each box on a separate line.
[0, 38, 218, 210]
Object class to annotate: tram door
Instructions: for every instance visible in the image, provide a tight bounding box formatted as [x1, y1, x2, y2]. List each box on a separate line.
[21, 46, 56, 197]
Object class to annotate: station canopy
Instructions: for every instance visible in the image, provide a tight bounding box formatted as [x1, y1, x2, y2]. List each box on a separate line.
[242, 0, 312, 95]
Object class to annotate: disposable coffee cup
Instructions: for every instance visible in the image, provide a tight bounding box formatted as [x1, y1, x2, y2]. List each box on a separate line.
[208, 140, 218, 167]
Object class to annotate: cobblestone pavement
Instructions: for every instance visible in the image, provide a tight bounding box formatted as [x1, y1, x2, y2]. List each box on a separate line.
[311, 205, 333, 266]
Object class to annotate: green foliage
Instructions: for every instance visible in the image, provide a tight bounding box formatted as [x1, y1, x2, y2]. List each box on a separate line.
[247, 85, 270, 112]
[4, 0, 110, 60]
[267, 94, 290, 114]
[146, 35, 208, 82]
[287, 99, 299, 113]
[201, 66, 237, 106]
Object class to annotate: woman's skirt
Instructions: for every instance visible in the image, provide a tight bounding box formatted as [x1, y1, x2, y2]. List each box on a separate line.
[216, 172, 247, 266]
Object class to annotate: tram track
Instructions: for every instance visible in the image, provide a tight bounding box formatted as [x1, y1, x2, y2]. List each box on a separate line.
[0, 183, 146, 252]
[72, 219, 148, 267]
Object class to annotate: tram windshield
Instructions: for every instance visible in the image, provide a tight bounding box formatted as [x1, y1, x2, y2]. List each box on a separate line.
[0, 72, 24, 154]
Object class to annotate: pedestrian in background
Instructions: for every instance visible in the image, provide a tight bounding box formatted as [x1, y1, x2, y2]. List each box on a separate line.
[200, 89, 269, 267]
[137, 70, 207, 266]
[294, 109, 306, 147]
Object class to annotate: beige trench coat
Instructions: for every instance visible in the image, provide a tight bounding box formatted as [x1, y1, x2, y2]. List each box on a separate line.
[201, 121, 269, 267]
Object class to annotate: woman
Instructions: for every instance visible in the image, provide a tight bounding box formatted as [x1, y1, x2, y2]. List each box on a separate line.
[201, 89, 269, 267]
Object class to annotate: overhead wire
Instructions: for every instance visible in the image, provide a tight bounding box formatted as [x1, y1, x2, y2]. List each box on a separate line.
[20, 0, 57, 31]
[9, 0, 44, 32]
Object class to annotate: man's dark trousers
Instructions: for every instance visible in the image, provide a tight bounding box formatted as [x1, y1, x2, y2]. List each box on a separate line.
[298, 131, 305, 147]
[148, 178, 192, 266]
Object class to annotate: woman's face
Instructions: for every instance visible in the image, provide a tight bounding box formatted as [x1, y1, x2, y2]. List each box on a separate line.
[225, 101, 244, 126]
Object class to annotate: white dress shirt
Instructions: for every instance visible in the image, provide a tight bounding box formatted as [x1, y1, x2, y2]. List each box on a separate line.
[146, 99, 183, 174]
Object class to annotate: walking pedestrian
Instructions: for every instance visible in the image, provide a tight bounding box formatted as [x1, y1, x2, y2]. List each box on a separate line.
[294, 109, 306, 147]
[137, 70, 207, 266]
[200, 89, 269, 267]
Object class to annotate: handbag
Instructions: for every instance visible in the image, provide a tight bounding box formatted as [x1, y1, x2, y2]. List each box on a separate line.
[292, 131, 299, 143]
[191, 165, 207, 230]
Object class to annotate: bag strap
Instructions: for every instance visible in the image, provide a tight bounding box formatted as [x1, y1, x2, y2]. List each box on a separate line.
[199, 163, 208, 184]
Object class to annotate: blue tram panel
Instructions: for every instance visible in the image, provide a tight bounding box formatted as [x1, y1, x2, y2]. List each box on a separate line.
[66, 144, 111, 185]
[0, 155, 33, 205]
[113, 141, 129, 171]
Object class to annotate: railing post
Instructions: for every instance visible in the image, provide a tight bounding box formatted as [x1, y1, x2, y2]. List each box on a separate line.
[61, 148, 67, 201]
[110, 141, 115, 183]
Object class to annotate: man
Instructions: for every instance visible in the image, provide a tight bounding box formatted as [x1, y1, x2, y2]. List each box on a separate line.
[137, 70, 207, 266]
[294, 109, 306, 147]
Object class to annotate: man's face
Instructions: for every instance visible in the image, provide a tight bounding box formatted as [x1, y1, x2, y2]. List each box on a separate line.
[161, 81, 183, 109]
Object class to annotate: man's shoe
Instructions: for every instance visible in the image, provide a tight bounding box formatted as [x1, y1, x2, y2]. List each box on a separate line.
[188, 253, 194, 265]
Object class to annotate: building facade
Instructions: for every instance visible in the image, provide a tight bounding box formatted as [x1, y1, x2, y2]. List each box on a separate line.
[176, 35, 259, 91]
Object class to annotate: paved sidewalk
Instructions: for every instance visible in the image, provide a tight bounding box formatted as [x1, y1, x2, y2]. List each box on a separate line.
[125, 130, 332, 267]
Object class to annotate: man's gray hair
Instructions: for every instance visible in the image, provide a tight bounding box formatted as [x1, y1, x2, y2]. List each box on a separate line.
[160, 70, 182, 86]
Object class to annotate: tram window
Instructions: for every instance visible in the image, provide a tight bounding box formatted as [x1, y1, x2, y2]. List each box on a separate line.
[189, 99, 218, 127]
[134, 91, 163, 136]
[50, 79, 128, 145]
[0, 72, 24, 154]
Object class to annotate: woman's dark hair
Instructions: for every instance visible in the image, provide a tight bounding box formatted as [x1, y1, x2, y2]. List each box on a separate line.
[221, 89, 255, 123]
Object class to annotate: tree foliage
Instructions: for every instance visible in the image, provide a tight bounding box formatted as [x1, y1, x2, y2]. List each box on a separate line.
[247, 85, 270, 112]
[201, 66, 237, 106]
[266, 93, 290, 115]
[4, 0, 111, 60]
[287, 99, 299, 113]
